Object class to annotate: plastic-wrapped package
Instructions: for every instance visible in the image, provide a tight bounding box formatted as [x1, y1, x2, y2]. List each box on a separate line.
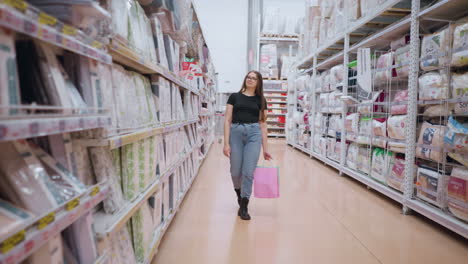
[260, 44, 279, 79]
[89, 147, 125, 214]
[345, 0, 360, 21]
[358, 91, 384, 114]
[416, 122, 447, 163]
[451, 22, 468, 67]
[447, 167, 468, 221]
[387, 156, 405, 192]
[262, 7, 280, 34]
[423, 104, 453, 117]
[152, 189, 163, 230]
[319, 137, 328, 156]
[109, 226, 137, 264]
[444, 116, 468, 152]
[328, 115, 342, 137]
[330, 64, 344, 90]
[0, 199, 33, 239]
[391, 90, 408, 115]
[388, 142, 406, 153]
[319, 17, 328, 47]
[418, 71, 449, 101]
[357, 146, 371, 175]
[346, 143, 359, 170]
[27, 236, 64, 264]
[63, 211, 97, 264]
[0, 28, 20, 116]
[110, 0, 130, 42]
[327, 138, 337, 160]
[122, 142, 141, 201]
[420, 27, 453, 71]
[360, 0, 379, 17]
[319, 93, 330, 113]
[70, 141, 96, 186]
[150, 15, 169, 68]
[387, 115, 406, 140]
[357, 117, 372, 145]
[372, 118, 387, 137]
[345, 113, 359, 140]
[374, 52, 394, 84]
[416, 167, 448, 209]
[395, 45, 410, 78]
[451, 72, 468, 114]
[371, 148, 393, 184]
[0, 141, 60, 214]
[131, 200, 155, 262]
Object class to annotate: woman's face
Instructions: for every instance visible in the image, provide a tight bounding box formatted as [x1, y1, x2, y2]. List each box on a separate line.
[245, 72, 258, 89]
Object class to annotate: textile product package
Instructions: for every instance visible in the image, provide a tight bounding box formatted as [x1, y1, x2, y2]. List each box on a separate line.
[418, 71, 449, 101]
[70, 142, 96, 186]
[395, 45, 410, 78]
[63, 211, 97, 264]
[371, 148, 393, 184]
[345, 113, 359, 141]
[27, 235, 64, 264]
[89, 147, 125, 214]
[122, 142, 141, 201]
[445, 117, 468, 166]
[374, 52, 395, 84]
[387, 156, 405, 192]
[346, 143, 359, 171]
[451, 72, 468, 114]
[387, 115, 407, 140]
[357, 146, 371, 175]
[260, 44, 279, 79]
[416, 167, 448, 209]
[131, 200, 155, 262]
[109, 226, 137, 264]
[420, 26, 453, 71]
[0, 28, 21, 116]
[152, 189, 163, 231]
[447, 167, 468, 221]
[150, 15, 169, 68]
[416, 122, 447, 163]
[357, 117, 372, 145]
[0, 199, 33, 239]
[451, 22, 468, 67]
[391, 90, 408, 115]
[0, 141, 59, 214]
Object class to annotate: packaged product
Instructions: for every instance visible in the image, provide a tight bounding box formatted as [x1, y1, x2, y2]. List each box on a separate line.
[395, 45, 410, 78]
[346, 143, 359, 171]
[357, 117, 372, 145]
[387, 115, 407, 140]
[0, 199, 33, 239]
[451, 72, 468, 114]
[357, 146, 371, 175]
[374, 52, 394, 84]
[390, 90, 408, 115]
[131, 200, 155, 262]
[390, 35, 410, 51]
[0, 28, 20, 116]
[416, 122, 446, 163]
[423, 104, 453, 116]
[371, 148, 393, 184]
[418, 71, 449, 101]
[451, 22, 468, 67]
[420, 27, 453, 71]
[358, 91, 384, 114]
[416, 167, 448, 208]
[447, 167, 468, 221]
[387, 156, 405, 192]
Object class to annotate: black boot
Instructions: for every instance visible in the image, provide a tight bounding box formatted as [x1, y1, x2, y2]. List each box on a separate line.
[239, 197, 251, 220]
[234, 189, 241, 206]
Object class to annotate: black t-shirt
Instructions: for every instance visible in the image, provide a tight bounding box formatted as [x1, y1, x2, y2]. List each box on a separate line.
[227, 92, 268, 123]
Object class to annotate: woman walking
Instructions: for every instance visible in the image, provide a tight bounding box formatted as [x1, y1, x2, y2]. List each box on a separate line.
[223, 71, 273, 220]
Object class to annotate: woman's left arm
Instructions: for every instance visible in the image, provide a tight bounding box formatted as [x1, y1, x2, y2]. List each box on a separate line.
[260, 110, 272, 160]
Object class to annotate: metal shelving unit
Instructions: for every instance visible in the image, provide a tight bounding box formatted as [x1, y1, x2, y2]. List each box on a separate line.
[290, 0, 468, 239]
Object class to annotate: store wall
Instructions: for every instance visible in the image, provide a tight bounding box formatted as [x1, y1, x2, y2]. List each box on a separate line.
[194, 0, 249, 93]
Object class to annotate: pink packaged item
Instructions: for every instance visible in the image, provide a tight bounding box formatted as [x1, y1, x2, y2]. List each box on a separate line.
[391, 90, 408, 114]
[374, 52, 395, 84]
[390, 35, 410, 51]
[254, 166, 280, 198]
[387, 156, 405, 192]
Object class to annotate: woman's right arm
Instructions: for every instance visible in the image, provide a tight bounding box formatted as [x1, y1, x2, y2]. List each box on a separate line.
[223, 104, 233, 157]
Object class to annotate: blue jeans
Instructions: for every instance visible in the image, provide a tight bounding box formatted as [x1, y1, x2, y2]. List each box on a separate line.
[230, 123, 262, 198]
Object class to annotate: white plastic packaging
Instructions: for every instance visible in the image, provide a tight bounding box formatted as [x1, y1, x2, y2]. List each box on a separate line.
[418, 71, 449, 101]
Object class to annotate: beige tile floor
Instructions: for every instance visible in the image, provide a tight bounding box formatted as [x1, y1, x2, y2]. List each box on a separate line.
[152, 139, 468, 264]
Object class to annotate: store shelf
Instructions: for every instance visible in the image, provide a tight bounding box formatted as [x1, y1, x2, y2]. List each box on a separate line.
[263, 80, 287, 84]
[0, 2, 111, 64]
[109, 39, 199, 96]
[0, 114, 111, 142]
[268, 127, 285, 130]
[0, 183, 109, 264]
[259, 36, 299, 43]
[94, 146, 198, 238]
[264, 89, 288, 93]
[316, 51, 344, 70]
[74, 119, 198, 149]
[406, 199, 468, 239]
[265, 95, 287, 99]
[268, 113, 286, 116]
[290, 142, 311, 155]
[267, 101, 287, 104]
[268, 107, 287, 110]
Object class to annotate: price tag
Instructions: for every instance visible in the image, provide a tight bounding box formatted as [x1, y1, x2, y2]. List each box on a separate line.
[90, 186, 100, 196]
[3, 0, 28, 12]
[0, 230, 25, 254]
[91, 40, 103, 49]
[62, 25, 77, 36]
[38, 12, 57, 26]
[37, 212, 55, 230]
[65, 198, 80, 211]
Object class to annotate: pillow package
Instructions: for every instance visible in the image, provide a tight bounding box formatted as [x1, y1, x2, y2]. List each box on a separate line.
[387, 156, 405, 192]
[395, 45, 411, 78]
[451, 72, 468, 114]
[416, 122, 447, 163]
[420, 26, 453, 71]
[374, 52, 395, 84]
[416, 167, 448, 209]
[418, 71, 449, 101]
[444, 117, 468, 166]
[451, 22, 468, 67]
[0, 28, 21, 116]
[0, 199, 33, 239]
[447, 167, 468, 222]
[390, 90, 408, 115]
[371, 148, 393, 184]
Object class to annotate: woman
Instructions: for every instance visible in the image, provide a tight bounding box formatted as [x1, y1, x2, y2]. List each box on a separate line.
[223, 70, 273, 221]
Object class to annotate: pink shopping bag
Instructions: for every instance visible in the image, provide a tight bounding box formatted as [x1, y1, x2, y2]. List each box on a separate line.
[253, 166, 280, 198]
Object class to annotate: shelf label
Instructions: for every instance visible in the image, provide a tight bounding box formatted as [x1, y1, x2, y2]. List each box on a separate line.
[37, 212, 55, 230]
[38, 12, 57, 26]
[91, 41, 103, 49]
[90, 186, 100, 196]
[62, 25, 77, 36]
[3, 0, 28, 12]
[65, 198, 80, 211]
[0, 230, 25, 254]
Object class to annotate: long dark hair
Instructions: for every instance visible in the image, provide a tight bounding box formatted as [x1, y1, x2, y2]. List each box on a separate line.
[239, 71, 266, 122]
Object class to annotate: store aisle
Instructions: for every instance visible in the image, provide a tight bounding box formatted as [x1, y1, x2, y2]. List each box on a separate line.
[153, 139, 468, 264]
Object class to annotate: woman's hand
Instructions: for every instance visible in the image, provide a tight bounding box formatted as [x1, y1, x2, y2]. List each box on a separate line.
[263, 151, 273, 161]
[223, 145, 231, 157]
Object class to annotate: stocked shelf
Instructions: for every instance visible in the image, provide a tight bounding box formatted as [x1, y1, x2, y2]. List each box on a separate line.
[289, 143, 311, 155]
[94, 145, 199, 238]
[0, 183, 109, 264]
[0, 1, 111, 64]
[0, 114, 111, 142]
[268, 133, 285, 137]
[259, 36, 299, 43]
[74, 119, 198, 149]
[268, 107, 287, 110]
